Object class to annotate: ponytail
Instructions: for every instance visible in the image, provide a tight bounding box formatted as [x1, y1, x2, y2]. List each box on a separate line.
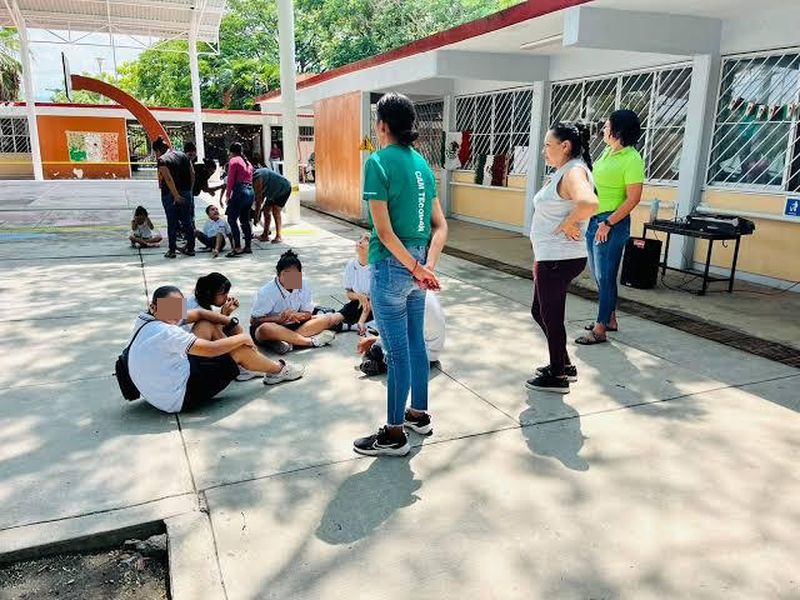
[550, 121, 593, 170]
[376, 92, 419, 147]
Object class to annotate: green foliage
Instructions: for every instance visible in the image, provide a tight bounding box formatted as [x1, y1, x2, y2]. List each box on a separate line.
[50, 71, 119, 104]
[51, 0, 522, 108]
[0, 28, 21, 102]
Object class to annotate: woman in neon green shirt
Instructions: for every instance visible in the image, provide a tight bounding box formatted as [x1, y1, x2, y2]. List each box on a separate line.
[576, 110, 644, 345]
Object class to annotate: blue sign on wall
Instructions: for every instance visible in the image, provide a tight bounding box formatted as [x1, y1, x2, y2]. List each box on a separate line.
[786, 197, 800, 217]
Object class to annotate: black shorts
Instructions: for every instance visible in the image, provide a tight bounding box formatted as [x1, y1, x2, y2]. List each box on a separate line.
[182, 354, 239, 409]
[265, 189, 291, 209]
[250, 321, 301, 342]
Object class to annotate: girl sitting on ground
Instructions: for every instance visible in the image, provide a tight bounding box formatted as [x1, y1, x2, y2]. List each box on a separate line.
[250, 249, 344, 354]
[339, 233, 374, 334]
[129, 206, 163, 248]
[127, 285, 305, 414]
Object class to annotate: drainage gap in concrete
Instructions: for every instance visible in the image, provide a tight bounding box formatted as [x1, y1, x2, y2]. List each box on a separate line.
[0, 534, 169, 600]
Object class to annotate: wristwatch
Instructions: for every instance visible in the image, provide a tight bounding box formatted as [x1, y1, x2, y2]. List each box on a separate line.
[603, 218, 615, 228]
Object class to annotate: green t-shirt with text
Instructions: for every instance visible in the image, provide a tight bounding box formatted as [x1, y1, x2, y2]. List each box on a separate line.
[363, 144, 437, 264]
[592, 145, 645, 213]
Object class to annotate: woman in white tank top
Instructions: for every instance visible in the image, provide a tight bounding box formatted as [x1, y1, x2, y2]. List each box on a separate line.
[526, 123, 599, 394]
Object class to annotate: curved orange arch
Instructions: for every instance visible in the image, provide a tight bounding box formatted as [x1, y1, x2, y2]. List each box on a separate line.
[71, 75, 171, 145]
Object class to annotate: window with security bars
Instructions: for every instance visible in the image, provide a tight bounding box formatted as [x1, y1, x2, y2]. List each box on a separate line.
[707, 51, 800, 191]
[414, 100, 444, 169]
[549, 65, 693, 182]
[0, 118, 31, 154]
[299, 126, 315, 141]
[455, 87, 534, 175]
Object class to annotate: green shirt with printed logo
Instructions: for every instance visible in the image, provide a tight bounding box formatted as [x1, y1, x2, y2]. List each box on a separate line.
[363, 144, 437, 264]
[592, 145, 645, 214]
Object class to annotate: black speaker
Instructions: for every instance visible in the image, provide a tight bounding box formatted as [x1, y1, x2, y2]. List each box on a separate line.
[621, 237, 662, 289]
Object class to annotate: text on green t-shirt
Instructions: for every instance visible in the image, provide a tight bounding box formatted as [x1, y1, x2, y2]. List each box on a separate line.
[592, 145, 645, 213]
[363, 144, 437, 263]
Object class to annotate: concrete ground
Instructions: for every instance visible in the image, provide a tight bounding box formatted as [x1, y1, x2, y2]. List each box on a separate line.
[1, 181, 799, 599]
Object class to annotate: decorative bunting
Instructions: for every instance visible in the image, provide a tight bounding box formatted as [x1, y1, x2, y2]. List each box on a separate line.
[756, 104, 768, 120]
[728, 96, 744, 112]
[744, 101, 756, 117]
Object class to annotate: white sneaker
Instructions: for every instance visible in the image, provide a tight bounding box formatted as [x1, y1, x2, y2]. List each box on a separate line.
[235, 367, 261, 382]
[269, 340, 293, 355]
[263, 360, 305, 385]
[310, 330, 335, 347]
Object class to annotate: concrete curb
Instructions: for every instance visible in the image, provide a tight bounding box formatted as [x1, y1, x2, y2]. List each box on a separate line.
[166, 511, 226, 600]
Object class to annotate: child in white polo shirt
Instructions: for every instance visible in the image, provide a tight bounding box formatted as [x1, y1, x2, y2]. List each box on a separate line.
[250, 249, 345, 354]
[339, 232, 373, 334]
[195, 205, 233, 257]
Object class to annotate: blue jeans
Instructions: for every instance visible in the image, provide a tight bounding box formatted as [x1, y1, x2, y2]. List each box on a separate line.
[371, 246, 429, 426]
[586, 212, 630, 326]
[161, 190, 194, 252]
[226, 183, 254, 249]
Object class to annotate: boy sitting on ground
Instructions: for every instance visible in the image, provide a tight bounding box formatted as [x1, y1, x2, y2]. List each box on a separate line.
[195, 205, 233, 257]
[129, 206, 163, 248]
[339, 233, 374, 334]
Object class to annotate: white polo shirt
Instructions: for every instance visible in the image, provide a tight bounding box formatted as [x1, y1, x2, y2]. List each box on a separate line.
[251, 278, 315, 318]
[424, 293, 446, 361]
[343, 258, 372, 295]
[203, 218, 232, 238]
[128, 313, 197, 413]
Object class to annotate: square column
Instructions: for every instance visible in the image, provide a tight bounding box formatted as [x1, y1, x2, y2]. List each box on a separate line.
[16, 18, 43, 180]
[524, 80, 550, 233]
[188, 17, 205, 160]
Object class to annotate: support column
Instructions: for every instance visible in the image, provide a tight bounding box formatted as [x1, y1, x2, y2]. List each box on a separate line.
[670, 53, 721, 269]
[188, 17, 205, 159]
[277, 0, 300, 224]
[359, 91, 371, 222]
[440, 94, 456, 218]
[16, 18, 43, 181]
[524, 80, 550, 232]
[261, 117, 272, 167]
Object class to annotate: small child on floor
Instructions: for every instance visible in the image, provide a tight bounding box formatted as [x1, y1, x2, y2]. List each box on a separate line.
[195, 205, 233, 257]
[250, 249, 345, 354]
[129, 206, 162, 248]
[339, 233, 373, 334]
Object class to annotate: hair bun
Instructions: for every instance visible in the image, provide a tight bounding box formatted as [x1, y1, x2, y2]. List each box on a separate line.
[398, 129, 419, 145]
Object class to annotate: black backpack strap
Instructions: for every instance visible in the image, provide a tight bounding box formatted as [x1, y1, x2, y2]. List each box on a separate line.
[126, 318, 156, 352]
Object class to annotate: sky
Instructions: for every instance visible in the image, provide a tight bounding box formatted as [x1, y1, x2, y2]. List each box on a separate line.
[28, 30, 145, 101]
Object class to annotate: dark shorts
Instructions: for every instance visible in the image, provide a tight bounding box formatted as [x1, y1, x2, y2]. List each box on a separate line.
[250, 321, 302, 342]
[264, 189, 291, 209]
[182, 354, 239, 409]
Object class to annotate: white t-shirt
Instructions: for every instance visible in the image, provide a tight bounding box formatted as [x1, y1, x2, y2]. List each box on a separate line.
[251, 278, 315, 318]
[128, 313, 197, 413]
[343, 258, 372, 295]
[203, 218, 232, 238]
[424, 293, 446, 361]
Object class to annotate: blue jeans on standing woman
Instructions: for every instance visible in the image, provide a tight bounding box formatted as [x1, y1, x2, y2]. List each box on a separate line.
[227, 183, 254, 249]
[371, 246, 429, 427]
[161, 190, 194, 253]
[586, 212, 630, 326]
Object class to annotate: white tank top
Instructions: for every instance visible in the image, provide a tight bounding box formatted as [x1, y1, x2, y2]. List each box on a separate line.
[529, 159, 592, 262]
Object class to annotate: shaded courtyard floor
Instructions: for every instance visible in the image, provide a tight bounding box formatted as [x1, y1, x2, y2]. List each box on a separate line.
[0, 181, 798, 599]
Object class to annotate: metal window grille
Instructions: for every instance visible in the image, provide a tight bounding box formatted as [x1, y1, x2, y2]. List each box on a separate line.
[299, 126, 315, 142]
[0, 118, 31, 154]
[414, 100, 444, 169]
[549, 64, 692, 183]
[706, 50, 800, 192]
[455, 86, 534, 175]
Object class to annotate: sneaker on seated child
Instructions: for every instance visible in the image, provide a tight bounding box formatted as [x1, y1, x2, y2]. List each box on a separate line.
[129, 206, 163, 248]
[195, 205, 233, 257]
[249, 249, 345, 352]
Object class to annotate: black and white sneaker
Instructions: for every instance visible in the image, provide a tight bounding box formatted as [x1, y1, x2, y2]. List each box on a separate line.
[525, 372, 570, 394]
[353, 427, 410, 457]
[534, 364, 578, 383]
[404, 409, 433, 436]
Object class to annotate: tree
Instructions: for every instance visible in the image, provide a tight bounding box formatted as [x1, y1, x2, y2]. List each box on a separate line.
[49, 71, 120, 104]
[0, 28, 21, 102]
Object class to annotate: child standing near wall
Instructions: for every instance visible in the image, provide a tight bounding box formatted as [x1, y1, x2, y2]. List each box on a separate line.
[129, 206, 163, 248]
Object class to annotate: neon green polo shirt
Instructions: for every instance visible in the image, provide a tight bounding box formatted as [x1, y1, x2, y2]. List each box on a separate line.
[592, 145, 645, 213]
[363, 144, 436, 264]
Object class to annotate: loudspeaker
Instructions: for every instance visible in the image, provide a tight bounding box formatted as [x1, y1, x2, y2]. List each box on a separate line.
[621, 237, 662, 289]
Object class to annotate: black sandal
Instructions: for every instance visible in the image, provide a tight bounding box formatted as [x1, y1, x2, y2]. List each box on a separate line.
[575, 331, 607, 345]
[225, 250, 243, 258]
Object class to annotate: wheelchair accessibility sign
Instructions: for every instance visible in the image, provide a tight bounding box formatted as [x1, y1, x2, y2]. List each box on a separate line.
[786, 197, 800, 217]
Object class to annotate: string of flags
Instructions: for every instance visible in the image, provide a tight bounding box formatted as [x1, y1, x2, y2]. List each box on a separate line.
[727, 96, 798, 121]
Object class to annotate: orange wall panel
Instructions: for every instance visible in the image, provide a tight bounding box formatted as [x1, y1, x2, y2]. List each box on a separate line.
[37, 115, 130, 180]
[314, 93, 363, 219]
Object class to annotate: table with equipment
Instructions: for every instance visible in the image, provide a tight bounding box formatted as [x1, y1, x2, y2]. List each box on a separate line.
[642, 220, 745, 295]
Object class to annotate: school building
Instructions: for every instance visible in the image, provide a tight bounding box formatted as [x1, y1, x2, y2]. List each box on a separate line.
[256, 0, 800, 290]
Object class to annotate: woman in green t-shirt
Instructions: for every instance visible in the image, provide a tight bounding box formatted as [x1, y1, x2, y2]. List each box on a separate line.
[576, 109, 644, 345]
[353, 92, 448, 457]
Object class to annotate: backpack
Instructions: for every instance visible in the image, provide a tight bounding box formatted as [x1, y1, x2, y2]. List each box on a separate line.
[115, 320, 155, 401]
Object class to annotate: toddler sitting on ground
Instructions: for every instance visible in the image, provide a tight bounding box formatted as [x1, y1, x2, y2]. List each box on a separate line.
[129, 206, 162, 248]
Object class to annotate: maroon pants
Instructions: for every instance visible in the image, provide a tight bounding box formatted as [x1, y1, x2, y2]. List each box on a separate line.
[531, 258, 587, 376]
